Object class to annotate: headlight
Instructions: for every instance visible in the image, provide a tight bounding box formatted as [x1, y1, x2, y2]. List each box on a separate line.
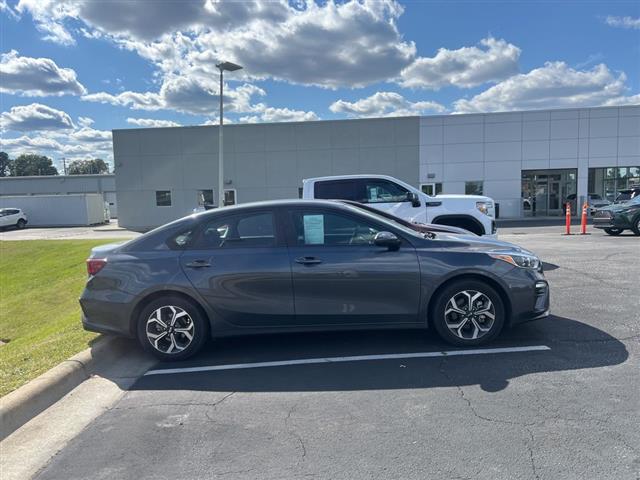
[476, 201, 493, 216]
[489, 253, 541, 269]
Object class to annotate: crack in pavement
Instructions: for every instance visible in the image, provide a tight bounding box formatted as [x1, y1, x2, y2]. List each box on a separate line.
[525, 427, 541, 480]
[284, 403, 307, 462]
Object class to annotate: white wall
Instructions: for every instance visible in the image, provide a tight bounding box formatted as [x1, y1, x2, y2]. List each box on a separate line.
[0, 194, 106, 226]
[419, 105, 640, 218]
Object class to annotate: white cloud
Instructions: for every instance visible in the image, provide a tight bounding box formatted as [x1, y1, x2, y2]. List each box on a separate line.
[17, 0, 415, 88]
[15, 0, 78, 45]
[0, 0, 19, 19]
[239, 105, 319, 123]
[82, 77, 266, 116]
[69, 127, 112, 143]
[127, 118, 182, 128]
[605, 15, 640, 29]
[1, 103, 75, 131]
[0, 50, 87, 96]
[453, 62, 636, 113]
[400, 37, 520, 90]
[77, 116, 94, 127]
[0, 131, 113, 161]
[330, 91, 445, 118]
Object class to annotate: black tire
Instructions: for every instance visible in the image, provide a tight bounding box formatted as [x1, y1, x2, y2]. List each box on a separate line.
[631, 216, 640, 236]
[136, 295, 209, 361]
[16, 219, 26, 229]
[604, 228, 623, 236]
[431, 279, 505, 347]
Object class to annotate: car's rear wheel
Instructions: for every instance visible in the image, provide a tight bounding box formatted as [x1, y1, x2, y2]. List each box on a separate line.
[431, 280, 505, 347]
[604, 228, 623, 236]
[136, 296, 208, 361]
[16, 219, 26, 229]
[631, 217, 640, 236]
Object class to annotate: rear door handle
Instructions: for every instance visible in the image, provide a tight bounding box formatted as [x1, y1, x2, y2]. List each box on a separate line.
[295, 256, 322, 265]
[185, 260, 211, 268]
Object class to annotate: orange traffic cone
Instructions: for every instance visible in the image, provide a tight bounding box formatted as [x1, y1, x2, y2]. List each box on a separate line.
[563, 202, 572, 235]
[580, 201, 589, 235]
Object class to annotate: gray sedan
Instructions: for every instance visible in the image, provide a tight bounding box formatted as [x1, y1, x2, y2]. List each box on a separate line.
[81, 200, 549, 360]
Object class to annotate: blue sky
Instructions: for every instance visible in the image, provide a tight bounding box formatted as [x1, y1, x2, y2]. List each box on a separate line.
[1, 0, 639, 171]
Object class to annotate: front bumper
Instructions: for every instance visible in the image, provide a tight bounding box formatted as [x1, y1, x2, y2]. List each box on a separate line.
[508, 273, 551, 326]
[592, 215, 629, 229]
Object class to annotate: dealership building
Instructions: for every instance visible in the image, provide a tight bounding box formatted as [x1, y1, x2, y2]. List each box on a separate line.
[107, 105, 638, 230]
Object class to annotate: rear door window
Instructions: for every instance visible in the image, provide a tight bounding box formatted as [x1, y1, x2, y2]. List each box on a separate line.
[194, 211, 276, 249]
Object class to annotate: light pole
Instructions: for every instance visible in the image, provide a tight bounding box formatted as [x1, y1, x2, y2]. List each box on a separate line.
[215, 61, 242, 207]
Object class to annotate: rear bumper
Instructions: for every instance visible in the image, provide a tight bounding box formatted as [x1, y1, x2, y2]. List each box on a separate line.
[82, 313, 134, 338]
[80, 289, 137, 338]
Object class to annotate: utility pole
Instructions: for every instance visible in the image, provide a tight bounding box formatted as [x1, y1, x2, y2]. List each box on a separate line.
[215, 61, 243, 208]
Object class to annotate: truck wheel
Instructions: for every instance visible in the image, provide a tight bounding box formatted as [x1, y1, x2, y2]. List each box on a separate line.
[604, 228, 623, 236]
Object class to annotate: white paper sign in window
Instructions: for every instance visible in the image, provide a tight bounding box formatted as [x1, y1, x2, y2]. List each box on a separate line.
[303, 214, 324, 244]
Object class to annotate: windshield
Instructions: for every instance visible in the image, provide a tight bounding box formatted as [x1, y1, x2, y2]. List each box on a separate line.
[625, 195, 640, 205]
[340, 203, 427, 239]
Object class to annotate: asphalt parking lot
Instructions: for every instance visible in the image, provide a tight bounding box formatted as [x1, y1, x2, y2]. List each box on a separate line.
[35, 226, 639, 480]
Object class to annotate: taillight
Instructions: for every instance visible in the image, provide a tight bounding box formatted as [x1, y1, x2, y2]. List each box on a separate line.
[87, 258, 107, 276]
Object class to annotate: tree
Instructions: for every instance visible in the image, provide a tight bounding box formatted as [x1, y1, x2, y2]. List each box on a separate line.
[0, 152, 12, 177]
[11, 154, 58, 176]
[68, 158, 110, 175]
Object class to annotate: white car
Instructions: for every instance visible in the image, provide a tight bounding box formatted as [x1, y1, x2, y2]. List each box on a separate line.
[303, 174, 497, 237]
[0, 208, 28, 230]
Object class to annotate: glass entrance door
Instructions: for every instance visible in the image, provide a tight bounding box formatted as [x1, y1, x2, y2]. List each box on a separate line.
[522, 169, 577, 217]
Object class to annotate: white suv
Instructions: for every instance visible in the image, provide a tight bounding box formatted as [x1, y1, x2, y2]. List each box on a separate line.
[0, 208, 28, 230]
[303, 175, 496, 237]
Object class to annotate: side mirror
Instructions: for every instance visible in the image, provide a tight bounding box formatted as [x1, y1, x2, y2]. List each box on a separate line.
[374, 231, 401, 251]
[407, 192, 421, 208]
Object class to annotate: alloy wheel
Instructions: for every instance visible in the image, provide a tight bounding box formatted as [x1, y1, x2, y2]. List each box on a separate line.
[444, 290, 496, 340]
[145, 305, 194, 354]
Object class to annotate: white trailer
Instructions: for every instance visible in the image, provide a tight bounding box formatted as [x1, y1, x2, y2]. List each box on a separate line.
[0, 194, 107, 227]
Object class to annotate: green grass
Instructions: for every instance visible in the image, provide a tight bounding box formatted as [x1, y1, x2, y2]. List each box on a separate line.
[0, 239, 126, 397]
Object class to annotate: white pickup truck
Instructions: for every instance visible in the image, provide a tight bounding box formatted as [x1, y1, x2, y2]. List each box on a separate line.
[302, 174, 497, 237]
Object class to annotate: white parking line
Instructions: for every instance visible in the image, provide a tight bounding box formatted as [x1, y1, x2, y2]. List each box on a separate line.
[144, 345, 551, 376]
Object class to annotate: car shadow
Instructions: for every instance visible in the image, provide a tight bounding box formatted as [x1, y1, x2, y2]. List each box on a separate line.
[130, 315, 628, 394]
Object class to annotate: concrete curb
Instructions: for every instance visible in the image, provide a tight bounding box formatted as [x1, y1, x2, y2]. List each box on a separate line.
[0, 336, 134, 441]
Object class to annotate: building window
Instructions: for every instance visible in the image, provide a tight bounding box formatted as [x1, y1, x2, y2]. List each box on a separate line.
[421, 183, 442, 196]
[155, 190, 172, 207]
[588, 166, 640, 202]
[197, 189, 214, 206]
[465, 181, 483, 196]
[224, 189, 236, 206]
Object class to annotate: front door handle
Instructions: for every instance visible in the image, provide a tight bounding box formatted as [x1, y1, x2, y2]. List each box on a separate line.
[185, 260, 211, 268]
[295, 256, 322, 265]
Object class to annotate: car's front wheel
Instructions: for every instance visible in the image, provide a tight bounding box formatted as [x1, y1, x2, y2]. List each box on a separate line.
[136, 296, 208, 361]
[431, 280, 505, 347]
[631, 217, 640, 236]
[604, 228, 623, 236]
